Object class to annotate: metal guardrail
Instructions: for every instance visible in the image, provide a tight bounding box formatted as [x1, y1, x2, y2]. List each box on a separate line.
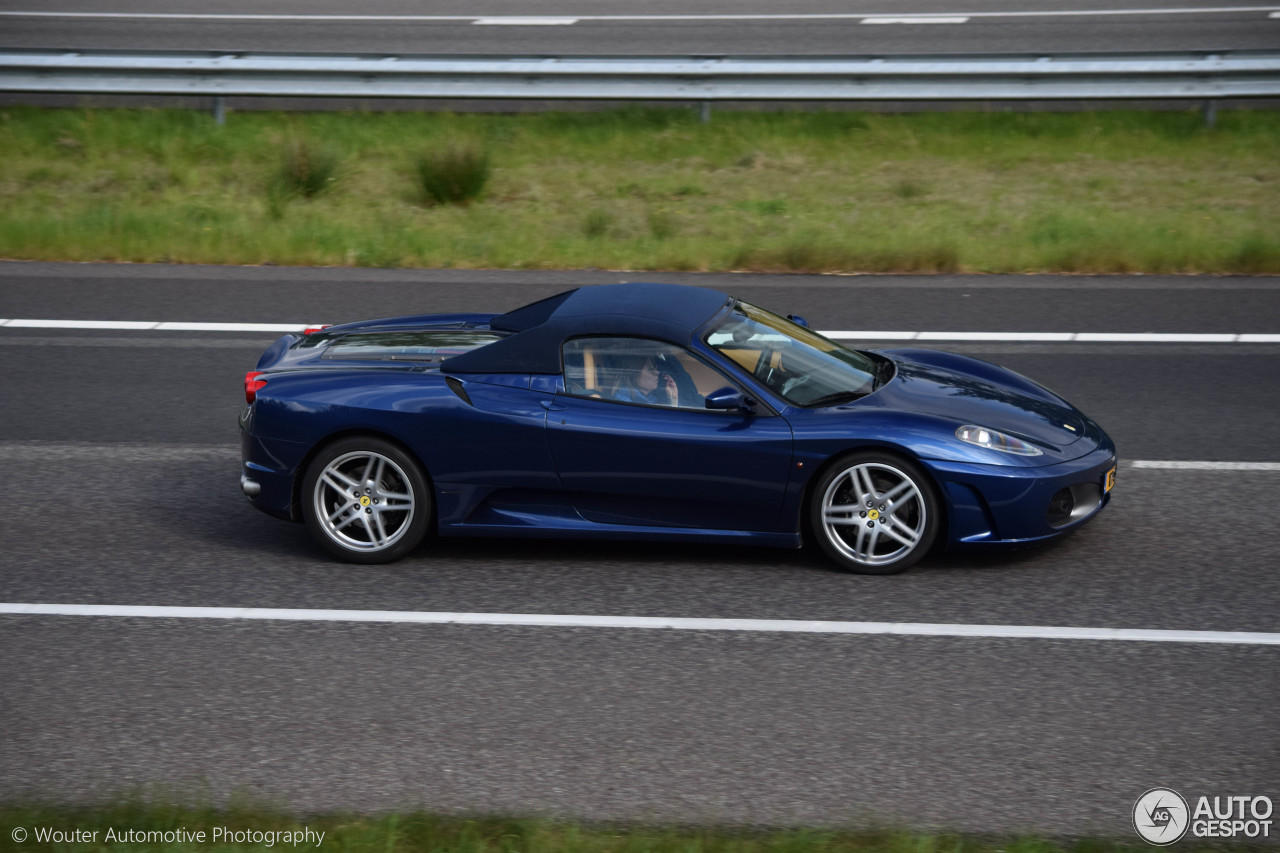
[3, 48, 1279, 120]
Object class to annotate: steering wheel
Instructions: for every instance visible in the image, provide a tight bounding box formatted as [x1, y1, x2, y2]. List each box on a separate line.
[754, 347, 792, 392]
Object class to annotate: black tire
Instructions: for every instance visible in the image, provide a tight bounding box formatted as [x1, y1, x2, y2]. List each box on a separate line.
[810, 451, 940, 575]
[301, 436, 431, 564]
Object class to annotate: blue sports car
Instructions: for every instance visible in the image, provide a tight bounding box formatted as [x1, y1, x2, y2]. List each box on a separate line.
[240, 283, 1116, 574]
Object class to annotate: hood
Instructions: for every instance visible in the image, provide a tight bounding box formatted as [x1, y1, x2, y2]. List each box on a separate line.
[869, 349, 1087, 452]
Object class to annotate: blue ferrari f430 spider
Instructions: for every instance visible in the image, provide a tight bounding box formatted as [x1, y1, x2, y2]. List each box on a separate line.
[240, 283, 1116, 573]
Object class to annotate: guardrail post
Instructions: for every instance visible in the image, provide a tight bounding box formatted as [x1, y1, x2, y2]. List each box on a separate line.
[212, 95, 226, 125]
[699, 101, 711, 124]
[1203, 99, 1217, 128]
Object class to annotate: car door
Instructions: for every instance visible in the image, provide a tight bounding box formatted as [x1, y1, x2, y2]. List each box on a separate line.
[547, 337, 794, 532]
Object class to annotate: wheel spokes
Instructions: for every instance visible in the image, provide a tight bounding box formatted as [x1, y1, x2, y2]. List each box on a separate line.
[315, 451, 416, 551]
[332, 511, 362, 532]
[327, 500, 358, 525]
[823, 505, 861, 526]
[853, 465, 876, 505]
[371, 511, 390, 546]
[881, 478, 913, 505]
[822, 462, 926, 566]
[882, 515, 921, 548]
[322, 469, 358, 494]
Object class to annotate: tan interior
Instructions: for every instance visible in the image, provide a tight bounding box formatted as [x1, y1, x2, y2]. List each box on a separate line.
[574, 343, 735, 397]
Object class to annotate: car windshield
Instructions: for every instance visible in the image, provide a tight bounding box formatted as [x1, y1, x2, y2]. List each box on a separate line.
[705, 302, 881, 407]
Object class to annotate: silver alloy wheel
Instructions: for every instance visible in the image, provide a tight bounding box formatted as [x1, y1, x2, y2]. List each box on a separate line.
[312, 450, 416, 553]
[819, 461, 927, 567]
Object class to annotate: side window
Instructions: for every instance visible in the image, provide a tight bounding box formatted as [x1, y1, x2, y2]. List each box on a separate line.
[563, 338, 722, 411]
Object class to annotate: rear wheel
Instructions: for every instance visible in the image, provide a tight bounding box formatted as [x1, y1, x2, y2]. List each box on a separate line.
[811, 452, 939, 574]
[301, 437, 431, 564]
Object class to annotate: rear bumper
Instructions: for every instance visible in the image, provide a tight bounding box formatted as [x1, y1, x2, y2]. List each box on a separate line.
[925, 444, 1117, 546]
[240, 472, 262, 497]
[240, 423, 310, 522]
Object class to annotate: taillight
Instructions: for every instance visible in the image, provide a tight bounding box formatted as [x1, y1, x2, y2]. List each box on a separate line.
[245, 371, 268, 404]
[303, 325, 331, 335]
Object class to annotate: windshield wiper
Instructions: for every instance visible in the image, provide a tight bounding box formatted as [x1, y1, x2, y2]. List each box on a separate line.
[804, 390, 865, 408]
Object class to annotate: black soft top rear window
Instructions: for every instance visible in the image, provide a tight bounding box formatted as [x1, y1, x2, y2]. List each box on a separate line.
[322, 331, 504, 362]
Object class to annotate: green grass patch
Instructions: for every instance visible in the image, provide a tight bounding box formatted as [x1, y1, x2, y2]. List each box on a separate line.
[0, 803, 1265, 853]
[273, 136, 342, 200]
[414, 142, 492, 206]
[0, 106, 1276, 272]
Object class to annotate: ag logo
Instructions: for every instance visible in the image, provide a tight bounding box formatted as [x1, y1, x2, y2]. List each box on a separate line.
[1134, 788, 1190, 845]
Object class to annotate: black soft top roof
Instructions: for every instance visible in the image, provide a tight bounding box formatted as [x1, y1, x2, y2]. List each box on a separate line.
[446, 283, 732, 375]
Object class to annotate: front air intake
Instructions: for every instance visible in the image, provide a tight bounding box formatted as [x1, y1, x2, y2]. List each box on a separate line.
[1046, 488, 1075, 528]
[1046, 483, 1103, 529]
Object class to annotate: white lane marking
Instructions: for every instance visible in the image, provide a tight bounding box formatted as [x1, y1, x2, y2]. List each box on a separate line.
[915, 331, 1076, 342]
[1075, 332, 1237, 343]
[0, 320, 315, 332]
[3, 320, 1277, 343]
[1, 7, 1276, 23]
[825, 331, 1266, 343]
[1130, 460, 1280, 470]
[2, 603, 1277, 645]
[825, 331, 918, 340]
[6, 319, 160, 330]
[0, 12, 480, 21]
[154, 321, 322, 332]
[862, 16, 969, 24]
[473, 17, 578, 25]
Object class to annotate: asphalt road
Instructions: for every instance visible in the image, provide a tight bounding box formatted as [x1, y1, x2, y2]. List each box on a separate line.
[1, 263, 1278, 836]
[2, 0, 1277, 54]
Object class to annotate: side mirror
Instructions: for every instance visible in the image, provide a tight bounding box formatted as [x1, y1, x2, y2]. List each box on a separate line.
[705, 386, 757, 414]
[787, 314, 810, 328]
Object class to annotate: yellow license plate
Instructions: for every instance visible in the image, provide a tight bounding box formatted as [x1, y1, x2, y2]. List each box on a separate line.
[1104, 466, 1116, 493]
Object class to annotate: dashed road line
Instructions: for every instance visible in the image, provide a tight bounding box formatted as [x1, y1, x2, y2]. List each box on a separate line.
[1, 319, 317, 332]
[2, 603, 1278, 645]
[821, 331, 1280, 343]
[862, 17, 969, 24]
[1130, 460, 1280, 470]
[472, 17, 579, 25]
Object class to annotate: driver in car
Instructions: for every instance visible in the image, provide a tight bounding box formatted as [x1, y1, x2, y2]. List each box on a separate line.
[610, 353, 680, 406]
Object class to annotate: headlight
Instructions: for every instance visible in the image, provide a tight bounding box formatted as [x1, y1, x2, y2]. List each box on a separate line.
[955, 424, 1043, 456]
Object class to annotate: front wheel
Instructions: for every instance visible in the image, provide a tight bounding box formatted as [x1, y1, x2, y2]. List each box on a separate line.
[301, 437, 431, 564]
[811, 452, 939, 574]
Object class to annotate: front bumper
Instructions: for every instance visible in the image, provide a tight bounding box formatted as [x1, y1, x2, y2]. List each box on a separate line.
[924, 444, 1117, 546]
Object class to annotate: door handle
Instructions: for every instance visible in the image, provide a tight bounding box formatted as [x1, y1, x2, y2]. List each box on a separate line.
[540, 400, 568, 412]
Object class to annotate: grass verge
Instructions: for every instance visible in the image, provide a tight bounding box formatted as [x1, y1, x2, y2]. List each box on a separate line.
[0, 803, 1262, 853]
[0, 106, 1277, 272]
